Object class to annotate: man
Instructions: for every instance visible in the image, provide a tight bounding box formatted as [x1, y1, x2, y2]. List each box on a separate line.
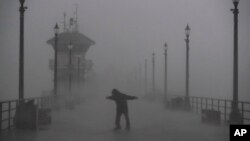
[106, 89, 138, 131]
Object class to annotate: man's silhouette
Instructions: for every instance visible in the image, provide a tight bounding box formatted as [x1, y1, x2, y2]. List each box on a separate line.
[106, 89, 138, 131]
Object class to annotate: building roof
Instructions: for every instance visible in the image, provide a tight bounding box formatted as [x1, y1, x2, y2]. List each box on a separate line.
[47, 31, 95, 51]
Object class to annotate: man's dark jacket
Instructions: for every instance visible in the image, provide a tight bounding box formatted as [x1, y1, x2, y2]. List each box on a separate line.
[106, 89, 137, 113]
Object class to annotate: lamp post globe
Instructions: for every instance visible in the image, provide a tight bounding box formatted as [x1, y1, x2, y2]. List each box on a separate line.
[54, 23, 59, 35]
[232, 0, 239, 4]
[232, 0, 239, 8]
[185, 24, 190, 37]
[164, 42, 167, 50]
[19, 0, 25, 5]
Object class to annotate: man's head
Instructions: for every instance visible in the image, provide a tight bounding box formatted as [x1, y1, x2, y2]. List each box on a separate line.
[112, 89, 119, 96]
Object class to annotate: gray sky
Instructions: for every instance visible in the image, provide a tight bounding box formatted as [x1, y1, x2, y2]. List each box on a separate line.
[0, 0, 250, 101]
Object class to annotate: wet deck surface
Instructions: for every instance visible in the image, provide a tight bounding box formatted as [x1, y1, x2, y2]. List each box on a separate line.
[0, 95, 229, 141]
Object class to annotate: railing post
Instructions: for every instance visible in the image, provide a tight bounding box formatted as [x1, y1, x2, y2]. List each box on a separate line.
[0, 103, 2, 133]
[41, 97, 43, 108]
[224, 100, 227, 123]
[191, 97, 194, 111]
[47, 96, 50, 108]
[241, 102, 244, 124]
[200, 98, 203, 111]
[211, 98, 214, 110]
[205, 98, 208, 110]
[38, 98, 41, 108]
[8, 101, 11, 130]
[196, 97, 198, 113]
[218, 100, 220, 111]
[15, 100, 18, 128]
[49, 96, 51, 108]
[36, 98, 39, 108]
[190, 97, 192, 109]
[46, 96, 48, 108]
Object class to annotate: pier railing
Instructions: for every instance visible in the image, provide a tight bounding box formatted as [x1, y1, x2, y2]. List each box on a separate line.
[168, 94, 250, 124]
[0, 96, 53, 133]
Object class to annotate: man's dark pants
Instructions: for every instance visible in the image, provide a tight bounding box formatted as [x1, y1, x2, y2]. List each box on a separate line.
[115, 111, 130, 129]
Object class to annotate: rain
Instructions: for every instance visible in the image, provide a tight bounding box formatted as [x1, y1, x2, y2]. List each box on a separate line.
[0, 0, 250, 141]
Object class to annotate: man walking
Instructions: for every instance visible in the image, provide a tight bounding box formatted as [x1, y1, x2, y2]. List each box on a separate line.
[106, 89, 138, 131]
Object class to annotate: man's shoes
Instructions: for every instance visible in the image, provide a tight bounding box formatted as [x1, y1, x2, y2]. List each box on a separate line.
[125, 126, 130, 131]
[113, 126, 121, 131]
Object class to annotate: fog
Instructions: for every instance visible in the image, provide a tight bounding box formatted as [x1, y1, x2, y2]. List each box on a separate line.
[1, 1, 250, 140]
[1, 0, 250, 100]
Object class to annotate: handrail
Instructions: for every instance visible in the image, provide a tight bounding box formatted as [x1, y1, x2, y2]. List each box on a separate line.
[168, 94, 250, 124]
[0, 96, 53, 133]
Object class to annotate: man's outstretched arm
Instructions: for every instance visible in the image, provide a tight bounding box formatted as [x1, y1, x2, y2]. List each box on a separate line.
[125, 95, 138, 100]
[106, 96, 115, 100]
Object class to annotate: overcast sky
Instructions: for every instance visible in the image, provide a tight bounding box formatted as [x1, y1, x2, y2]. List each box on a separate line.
[0, 0, 250, 101]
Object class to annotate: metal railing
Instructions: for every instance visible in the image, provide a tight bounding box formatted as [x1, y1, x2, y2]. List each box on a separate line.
[190, 96, 250, 124]
[168, 95, 250, 124]
[0, 96, 53, 133]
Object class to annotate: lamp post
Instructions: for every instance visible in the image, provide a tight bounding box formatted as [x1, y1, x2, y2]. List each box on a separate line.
[54, 23, 59, 96]
[19, 0, 27, 100]
[139, 63, 142, 91]
[76, 55, 81, 88]
[230, 0, 243, 124]
[185, 24, 191, 109]
[152, 52, 155, 94]
[145, 59, 147, 94]
[164, 42, 168, 103]
[68, 42, 74, 92]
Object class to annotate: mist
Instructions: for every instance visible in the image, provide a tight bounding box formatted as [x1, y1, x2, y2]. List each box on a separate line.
[1, 0, 250, 101]
[1, 0, 250, 140]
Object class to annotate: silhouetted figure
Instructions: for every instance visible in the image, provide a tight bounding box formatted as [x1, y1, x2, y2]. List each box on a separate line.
[106, 89, 138, 131]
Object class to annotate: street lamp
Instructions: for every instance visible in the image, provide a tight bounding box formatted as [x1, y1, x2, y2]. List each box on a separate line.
[185, 24, 191, 110]
[139, 63, 142, 91]
[19, 0, 27, 100]
[152, 52, 155, 94]
[54, 23, 59, 96]
[144, 59, 148, 94]
[68, 42, 74, 92]
[230, 0, 243, 124]
[75, 55, 81, 88]
[164, 42, 168, 104]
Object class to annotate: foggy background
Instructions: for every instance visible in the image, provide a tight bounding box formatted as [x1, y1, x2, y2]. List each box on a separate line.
[0, 0, 250, 101]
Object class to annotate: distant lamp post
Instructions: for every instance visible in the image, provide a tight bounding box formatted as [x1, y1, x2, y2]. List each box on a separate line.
[152, 52, 155, 94]
[54, 23, 59, 96]
[164, 42, 168, 104]
[68, 42, 74, 92]
[75, 55, 81, 88]
[230, 0, 243, 124]
[139, 63, 142, 91]
[144, 59, 148, 94]
[185, 24, 191, 110]
[19, 0, 27, 100]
